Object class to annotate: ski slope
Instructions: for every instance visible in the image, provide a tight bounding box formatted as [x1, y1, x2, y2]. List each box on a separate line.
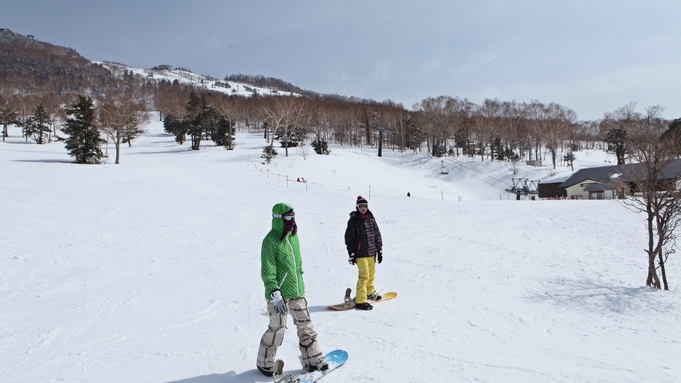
[1, 116, 680, 383]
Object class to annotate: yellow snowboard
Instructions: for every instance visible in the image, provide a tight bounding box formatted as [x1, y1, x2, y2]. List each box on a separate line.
[327, 289, 397, 311]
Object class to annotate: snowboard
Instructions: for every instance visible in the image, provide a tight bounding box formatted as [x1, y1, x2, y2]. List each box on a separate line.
[327, 288, 398, 311]
[273, 349, 348, 383]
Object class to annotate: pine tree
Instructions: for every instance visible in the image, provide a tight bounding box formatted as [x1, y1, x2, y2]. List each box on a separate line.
[212, 116, 235, 149]
[23, 105, 52, 144]
[275, 124, 303, 148]
[0, 96, 20, 141]
[62, 95, 104, 164]
[311, 138, 330, 155]
[184, 91, 218, 150]
[563, 150, 576, 171]
[163, 113, 187, 145]
[605, 127, 627, 165]
[262, 145, 277, 164]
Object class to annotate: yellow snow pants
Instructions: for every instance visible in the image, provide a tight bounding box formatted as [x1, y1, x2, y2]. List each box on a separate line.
[355, 256, 376, 304]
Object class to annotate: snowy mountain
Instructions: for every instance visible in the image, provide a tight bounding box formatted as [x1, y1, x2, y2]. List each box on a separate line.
[0, 29, 300, 99]
[1, 115, 679, 383]
[97, 61, 301, 98]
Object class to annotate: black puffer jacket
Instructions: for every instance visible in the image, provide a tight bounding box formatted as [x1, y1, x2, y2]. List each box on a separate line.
[344, 210, 382, 258]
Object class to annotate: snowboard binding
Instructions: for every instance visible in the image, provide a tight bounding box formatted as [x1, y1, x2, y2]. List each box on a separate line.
[343, 288, 352, 307]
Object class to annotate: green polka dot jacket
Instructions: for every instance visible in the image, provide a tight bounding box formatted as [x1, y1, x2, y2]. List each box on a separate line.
[261, 202, 305, 300]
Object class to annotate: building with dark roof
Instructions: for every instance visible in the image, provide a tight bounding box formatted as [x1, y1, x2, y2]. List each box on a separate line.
[538, 175, 568, 199]
[558, 164, 625, 200]
[558, 159, 681, 200]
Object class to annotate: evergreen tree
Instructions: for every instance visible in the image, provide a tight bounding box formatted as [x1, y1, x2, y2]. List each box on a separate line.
[185, 92, 218, 150]
[311, 138, 330, 155]
[492, 137, 503, 160]
[0, 97, 20, 141]
[563, 150, 576, 171]
[605, 127, 627, 165]
[23, 105, 52, 144]
[662, 118, 681, 154]
[453, 126, 470, 157]
[275, 124, 303, 148]
[62, 95, 104, 164]
[212, 116, 235, 149]
[262, 145, 277, 164]
[163, 113, 187, 145]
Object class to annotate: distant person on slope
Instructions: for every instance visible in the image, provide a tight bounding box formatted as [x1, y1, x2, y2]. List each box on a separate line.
[344, 196, 383, 310]
[256, 202, 329, 376]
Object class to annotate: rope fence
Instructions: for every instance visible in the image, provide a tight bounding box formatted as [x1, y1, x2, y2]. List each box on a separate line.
[249, 160, 506, 201]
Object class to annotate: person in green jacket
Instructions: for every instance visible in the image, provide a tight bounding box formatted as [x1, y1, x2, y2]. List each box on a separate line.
[256, 202, 329, 377]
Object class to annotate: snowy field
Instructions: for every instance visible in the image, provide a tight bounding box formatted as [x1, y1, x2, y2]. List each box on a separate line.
[1, 115, 680, 383]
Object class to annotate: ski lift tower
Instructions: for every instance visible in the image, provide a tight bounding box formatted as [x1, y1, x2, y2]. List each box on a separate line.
[440, 160, 449, 174]
[505, 178, 540, 200]
[372, 122, 391, 157]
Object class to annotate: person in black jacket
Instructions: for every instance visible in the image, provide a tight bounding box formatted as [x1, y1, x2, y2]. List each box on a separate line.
[344, 196, 383, 310]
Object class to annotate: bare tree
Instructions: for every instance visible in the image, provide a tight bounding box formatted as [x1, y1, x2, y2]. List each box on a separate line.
[622, 105, 680, 290]
[15, 94, 37, 142]
[543, 103, 576, 169]
[413, 96, 460, 157]
[41, 95, 67, 142]
[525, 100, 546, 162]
[213, 94, 239, 150]
[98, 93, 148, 164]
[263, 96, 305, 157]
[471, 99, 502, 161]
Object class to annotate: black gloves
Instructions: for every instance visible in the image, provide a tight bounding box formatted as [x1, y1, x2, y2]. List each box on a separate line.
[350, 251, 383, 264]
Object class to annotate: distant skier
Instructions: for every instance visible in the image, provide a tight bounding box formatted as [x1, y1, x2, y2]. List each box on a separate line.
[344, 196, 383, 310]
[256, 203, 329, 376]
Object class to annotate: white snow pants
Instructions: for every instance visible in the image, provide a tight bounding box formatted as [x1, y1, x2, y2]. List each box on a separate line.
[256, 296, 323, 369]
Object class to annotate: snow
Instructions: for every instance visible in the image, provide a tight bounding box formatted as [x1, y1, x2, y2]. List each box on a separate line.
[1, 116, 680, 383]
[95, 61, 300, 98]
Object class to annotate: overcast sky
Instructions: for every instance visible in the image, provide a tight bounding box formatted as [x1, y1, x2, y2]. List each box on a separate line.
[2, 1, 680, 120]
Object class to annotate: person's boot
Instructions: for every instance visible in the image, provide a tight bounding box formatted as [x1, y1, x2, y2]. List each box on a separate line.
[256, 364, 274, 377]
[354, 302, 373, 310]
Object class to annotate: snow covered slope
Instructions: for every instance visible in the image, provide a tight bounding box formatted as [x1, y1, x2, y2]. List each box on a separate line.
[97, 61, 300, 98]
[1, 116, 679, 383]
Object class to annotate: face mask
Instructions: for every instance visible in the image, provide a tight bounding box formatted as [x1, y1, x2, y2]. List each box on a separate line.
[285, 217, 296, 232]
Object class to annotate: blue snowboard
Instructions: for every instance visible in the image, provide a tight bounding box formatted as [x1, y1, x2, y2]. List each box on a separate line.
[273, 349, 348, 383]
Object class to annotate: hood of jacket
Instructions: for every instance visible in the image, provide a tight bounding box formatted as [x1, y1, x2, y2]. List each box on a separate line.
[271, 202, 294, 232]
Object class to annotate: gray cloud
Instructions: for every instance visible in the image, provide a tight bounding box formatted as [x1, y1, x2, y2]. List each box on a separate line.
[2, 0, 680, 120]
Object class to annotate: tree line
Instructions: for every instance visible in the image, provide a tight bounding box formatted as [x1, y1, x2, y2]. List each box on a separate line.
[6, 29, 680, 169]
[0, 77, 148, 164]
[5, 28, 681, 292]
[3, 73, 678, 169]
[153, 83, 678, 171]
